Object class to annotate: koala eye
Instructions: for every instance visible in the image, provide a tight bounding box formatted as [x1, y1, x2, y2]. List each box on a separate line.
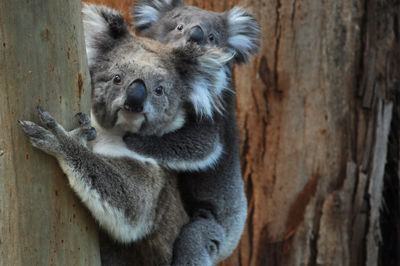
[113, 75, 122, 85]
[208, 34, 215, 42]
[154, 86, 164, 96]
[177, 24, 184, 31]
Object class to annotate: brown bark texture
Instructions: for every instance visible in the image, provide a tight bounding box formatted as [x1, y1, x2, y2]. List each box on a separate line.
[0, 0, 101, 265]
[185, 1, 400, 265]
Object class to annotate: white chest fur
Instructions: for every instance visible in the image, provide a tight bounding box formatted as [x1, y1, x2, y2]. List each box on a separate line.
[90, 113, 158, 166]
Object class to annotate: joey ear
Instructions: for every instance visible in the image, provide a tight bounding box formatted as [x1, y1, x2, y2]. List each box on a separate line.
[172, 44, 234, 118]
[82, 4, 131, 67]
[226, 7, 260, 64]
[132, 0, 184, 34]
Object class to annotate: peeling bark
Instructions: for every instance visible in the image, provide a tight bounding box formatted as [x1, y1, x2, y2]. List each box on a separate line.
[366, 101, 393, 266]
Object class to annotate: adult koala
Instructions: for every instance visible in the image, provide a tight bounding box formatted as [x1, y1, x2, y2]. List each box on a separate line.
[18, 4, 232, 266]
[125, 0, 261, 265]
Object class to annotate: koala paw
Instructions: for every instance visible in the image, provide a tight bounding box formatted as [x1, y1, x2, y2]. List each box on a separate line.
[18, 107, 66, 155]
[71, 112, 97, 142]
[18, 107, 96, 156]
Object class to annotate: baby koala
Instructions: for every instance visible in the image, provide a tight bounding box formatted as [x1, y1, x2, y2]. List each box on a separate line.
[19, 4, 232, 265]
[124, 0, 261, 265]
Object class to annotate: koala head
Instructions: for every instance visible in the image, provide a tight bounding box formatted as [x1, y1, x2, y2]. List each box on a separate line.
[132, 0, 260, 64]
[83, 4, 232, 136]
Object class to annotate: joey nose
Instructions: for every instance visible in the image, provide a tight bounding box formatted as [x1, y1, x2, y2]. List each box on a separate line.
[188, 26, 204, 44]
[124, 79, 146, 113]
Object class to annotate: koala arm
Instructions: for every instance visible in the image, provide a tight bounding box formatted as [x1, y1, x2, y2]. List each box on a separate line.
[18, 108, 163, 243]
[123, 118, 222, 171]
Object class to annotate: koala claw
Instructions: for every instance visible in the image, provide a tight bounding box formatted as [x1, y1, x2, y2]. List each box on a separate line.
[17, 119, 61, 154]
[84, 127, 97, 141]
[37, 106, 56, 128]
[18, 120, 46, 137]
[37, 106, 66, 135]
[75, 112, 91, 126]
[70, 112, 97, 142]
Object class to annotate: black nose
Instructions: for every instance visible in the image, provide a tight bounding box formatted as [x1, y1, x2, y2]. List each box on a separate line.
[124, 79, 146, 113]
[187, 26, 204, 44]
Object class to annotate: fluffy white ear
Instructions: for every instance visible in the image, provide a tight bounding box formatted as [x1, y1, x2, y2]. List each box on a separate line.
[226, 7, 260, 64]
[82, 4, 130, 67]
[132, 0, 183, 33]
[173, 45, 234, 119]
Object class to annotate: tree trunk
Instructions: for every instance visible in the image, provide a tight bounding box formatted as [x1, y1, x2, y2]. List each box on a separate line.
[220, 0, 399, 265]
[0, 1, 101, 265]
[171, 0, 400, 265]
[87, 0, 400, 265]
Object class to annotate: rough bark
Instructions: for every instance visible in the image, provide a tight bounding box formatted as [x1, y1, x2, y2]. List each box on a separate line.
[180, 1, 400, 265]
[229, 0, 399, 265]
[86, 0, 400, 265]
[0, 1, 101, 265]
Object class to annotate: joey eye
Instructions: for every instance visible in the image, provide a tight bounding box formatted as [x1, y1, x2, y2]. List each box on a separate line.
[113, 75, 122, 84]
[177, 24, 184, 31]
[154, 86, 164, 96]
[208, 34, 215, 41]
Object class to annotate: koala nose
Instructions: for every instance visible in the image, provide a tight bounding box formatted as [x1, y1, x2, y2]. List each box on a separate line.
[187, 26, 204, 44]
[124, 79, 147, 113]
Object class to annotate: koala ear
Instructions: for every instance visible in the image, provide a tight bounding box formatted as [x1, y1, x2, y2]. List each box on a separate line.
[226, 7, 261, 64]
[82, 4, 131, 67]
[132, 0, 184, 34]
[172, 45, 234, 118]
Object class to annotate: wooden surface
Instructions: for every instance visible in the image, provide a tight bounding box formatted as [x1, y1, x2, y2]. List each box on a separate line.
[0, 1, 101, 265]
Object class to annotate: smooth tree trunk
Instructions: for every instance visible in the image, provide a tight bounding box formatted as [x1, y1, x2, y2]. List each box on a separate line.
[0, 1, 101, 265]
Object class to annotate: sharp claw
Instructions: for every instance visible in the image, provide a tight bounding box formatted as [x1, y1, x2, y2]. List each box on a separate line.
[17, 120, 26, 131]
[75, 112, 91, 126]
[85, 127, 97, 141]
[17, 120, 29, 129]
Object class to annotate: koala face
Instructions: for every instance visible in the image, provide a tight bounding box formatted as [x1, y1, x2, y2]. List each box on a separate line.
[132, 0, 260, 64]
[139, 6, 228, 47]
[89, 41, 184, 136]
[83, 4, 231, 136]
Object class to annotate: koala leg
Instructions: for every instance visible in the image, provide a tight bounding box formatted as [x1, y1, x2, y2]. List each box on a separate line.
[171, 211, 226, 266]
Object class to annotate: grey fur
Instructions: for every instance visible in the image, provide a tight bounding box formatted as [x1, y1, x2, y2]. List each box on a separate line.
[84, 4, 232, 129]
[127, 1, 261, 265]
[18, 108, 187, 265]
[20, 4, 237, 266]
[132, 0, 260, 64]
